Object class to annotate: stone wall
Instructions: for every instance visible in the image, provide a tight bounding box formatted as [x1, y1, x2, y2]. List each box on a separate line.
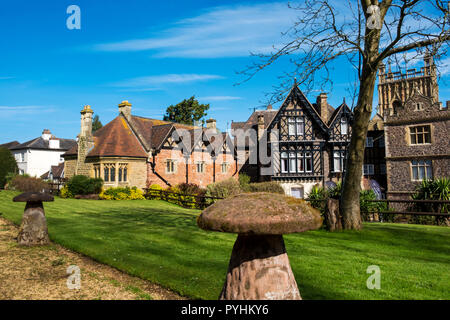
[63, 157, 77, 180]
[385, 92, 450, 196]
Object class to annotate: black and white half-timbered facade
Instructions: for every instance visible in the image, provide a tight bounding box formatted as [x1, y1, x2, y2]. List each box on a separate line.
[232, 83, 353, 198]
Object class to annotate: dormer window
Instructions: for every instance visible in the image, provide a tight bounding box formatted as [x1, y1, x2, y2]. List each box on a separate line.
[340, 118, 348, 135]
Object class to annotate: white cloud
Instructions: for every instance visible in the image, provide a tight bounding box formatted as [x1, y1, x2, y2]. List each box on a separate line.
[93, 2, 298, 58]
[0, 106, 55, 117]
[198, 96, 242, 101]
[110, 74, 224, 87]
[437, 57, 450, 76]
[116, 87, 162, 92]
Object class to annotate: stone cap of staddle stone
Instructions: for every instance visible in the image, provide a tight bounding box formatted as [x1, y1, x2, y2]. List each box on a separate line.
[13, 192, 54, 203]
[197, 192, 323, 235]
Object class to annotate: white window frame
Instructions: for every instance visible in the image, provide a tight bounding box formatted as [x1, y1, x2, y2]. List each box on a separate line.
[333, 151, 345, 173]
[196, 161, 205, 173]
[340, 118, 348, 135]
[166, 160, 177, 174]
[288, 118, 296, 136]
[281, 152, 288, 173]
[363, 164, 375, 175]
[289, 152, 296, 173]
[305, 152, 313, 173]
[221, 163, 228, 173]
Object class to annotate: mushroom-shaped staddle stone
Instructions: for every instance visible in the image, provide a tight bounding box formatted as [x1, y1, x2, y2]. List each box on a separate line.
[197, 192, 323, 300]
[13, 192, 54, 246]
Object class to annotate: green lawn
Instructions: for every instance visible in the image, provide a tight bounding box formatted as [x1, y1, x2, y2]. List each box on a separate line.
[0, 190, 448, 300]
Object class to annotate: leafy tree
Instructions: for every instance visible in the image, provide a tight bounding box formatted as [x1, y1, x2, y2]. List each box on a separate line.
[163, 96, 209, 125]
[92, 114, 103, 133]
[239, 0, 449, 230]
[0, 147, 18, 188]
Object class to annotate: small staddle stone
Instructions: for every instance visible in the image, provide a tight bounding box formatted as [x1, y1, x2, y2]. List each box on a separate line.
[197, 192, 323, 300]
[13, 192, 54, 246]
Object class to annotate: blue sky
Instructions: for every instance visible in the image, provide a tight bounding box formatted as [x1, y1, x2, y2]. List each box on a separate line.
[0, 0, 449, 143]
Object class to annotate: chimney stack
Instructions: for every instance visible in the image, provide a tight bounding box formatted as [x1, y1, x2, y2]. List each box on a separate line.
[77, 105, 94, 176]
[119, 100, 132, 119]
[267, 104, 273, 110]
[317, 93, 328, 123]
[80, 105, 93, 137]
[257, 114, 265, 139]
[49, 138, 60, 149]
[42, 129, 52, 141]
[206, 118, 217, 131]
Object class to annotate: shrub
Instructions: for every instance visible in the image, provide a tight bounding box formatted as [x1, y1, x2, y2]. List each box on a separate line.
[177, 183, 204, 196]
[146, 184, 164, 200]
[176, 183, 207, 209]
[307, 185, 327, 214]
[206, 178, 241, 199]
[238, 174, 251, 192]
[9, 175, 49, 192]
[248, 182, 285, 194]
[328, 181, 342, 199]
[60, 185, 73, 199]
[66, 175, 103, 196]
[360, 190, 387, 221]
[411, 177, 449, 225]
[99, 186, 145, 200]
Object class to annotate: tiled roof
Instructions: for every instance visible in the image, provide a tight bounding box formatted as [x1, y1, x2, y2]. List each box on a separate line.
[231, 109, 278, 131]
[87, 117, 148, 158]
[42, 163, 65, 179]
[10, 136, 76, 151]
[312, 103, 336, 125]
[64, 114, 209, 159]
[51, 163, 65, 178]
[0, 141, 20, 149]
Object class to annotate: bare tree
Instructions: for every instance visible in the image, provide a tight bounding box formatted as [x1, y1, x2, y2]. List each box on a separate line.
[239, 0, 449, 230]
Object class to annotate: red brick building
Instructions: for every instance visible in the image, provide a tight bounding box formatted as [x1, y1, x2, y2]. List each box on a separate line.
[63, 101, 237, 189]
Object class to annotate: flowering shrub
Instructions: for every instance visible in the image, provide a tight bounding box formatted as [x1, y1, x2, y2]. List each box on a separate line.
[99, 186, 145, 200]
[60, 185, 73, 199]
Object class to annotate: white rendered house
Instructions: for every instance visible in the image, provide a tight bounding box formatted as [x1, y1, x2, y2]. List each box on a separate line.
[10, 129, 76, 178]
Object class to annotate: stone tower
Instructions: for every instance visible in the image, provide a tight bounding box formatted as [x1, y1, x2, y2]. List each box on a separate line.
[76, 105, 94, 175]
[377, 53, 439, 116]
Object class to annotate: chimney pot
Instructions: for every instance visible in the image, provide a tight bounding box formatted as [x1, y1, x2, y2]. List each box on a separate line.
[206, 118, 217, 130]
[42, 129, 52, 141]
[119, 100, 132, 119]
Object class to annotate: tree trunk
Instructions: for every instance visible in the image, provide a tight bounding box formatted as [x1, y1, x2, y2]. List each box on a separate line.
[340, 63, 378, 230]
[325, 198, 342, 231]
